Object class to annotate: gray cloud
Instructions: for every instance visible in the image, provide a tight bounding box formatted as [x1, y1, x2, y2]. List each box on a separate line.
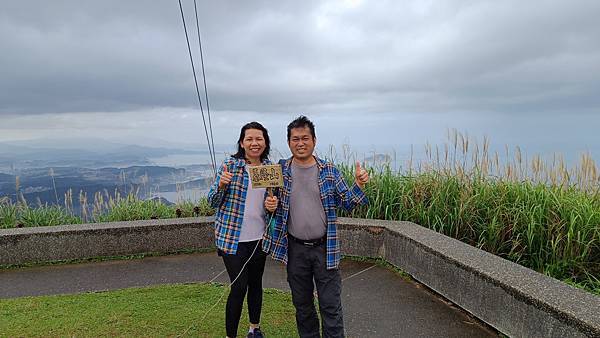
[1, 0, 599, 122]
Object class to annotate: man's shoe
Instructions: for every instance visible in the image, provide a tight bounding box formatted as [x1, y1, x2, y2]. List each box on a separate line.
[247, 327, 264, 338]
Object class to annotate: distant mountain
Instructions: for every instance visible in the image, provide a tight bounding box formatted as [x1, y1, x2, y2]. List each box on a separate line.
[0, 139, 219, 171]
[0, 164, 210, 212]
[0, 141, 205, 158]
[157, 177, 212, 192]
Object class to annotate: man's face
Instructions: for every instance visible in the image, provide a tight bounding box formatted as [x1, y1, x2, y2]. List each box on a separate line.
[288, 126, 315, 161]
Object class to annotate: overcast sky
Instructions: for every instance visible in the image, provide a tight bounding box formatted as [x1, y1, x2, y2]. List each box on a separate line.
[1, 0, 599, 156]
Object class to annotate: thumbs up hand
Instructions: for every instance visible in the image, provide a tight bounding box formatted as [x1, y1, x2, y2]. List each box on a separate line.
[218, 164, 234, 190]
[355, 161, 369, 189]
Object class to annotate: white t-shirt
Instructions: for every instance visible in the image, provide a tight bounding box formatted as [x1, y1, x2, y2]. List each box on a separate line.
[238, 167, 267, 242]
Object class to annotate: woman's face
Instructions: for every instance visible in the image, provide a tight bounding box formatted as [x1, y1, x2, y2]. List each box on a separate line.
[240, 128, 266, 161]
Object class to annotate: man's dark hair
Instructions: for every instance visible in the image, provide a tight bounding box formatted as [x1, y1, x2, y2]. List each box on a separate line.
[287, 115, 316, 141]
[232, 121, 271, 162]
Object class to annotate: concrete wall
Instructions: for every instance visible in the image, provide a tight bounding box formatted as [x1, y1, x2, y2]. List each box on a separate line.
[0, 218, 214, 265]
[1, 217, 599, 337]
[338, 218, 600, 338]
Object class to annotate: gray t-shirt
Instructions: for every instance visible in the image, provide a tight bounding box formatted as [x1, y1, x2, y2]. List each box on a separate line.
[288, 161, 327, 240]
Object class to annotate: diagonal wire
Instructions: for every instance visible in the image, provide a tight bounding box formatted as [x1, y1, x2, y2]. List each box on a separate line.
[193, 0, 217, 170]
[341, 265, 376, 282]
[178, 0, 216, 176]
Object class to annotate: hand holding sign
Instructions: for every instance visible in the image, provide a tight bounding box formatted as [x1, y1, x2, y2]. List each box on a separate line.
[218, 164, 234, 190]
[355, 161, 369, 189]
[264, 196, 278, 213]
[249, 164, 283, 213]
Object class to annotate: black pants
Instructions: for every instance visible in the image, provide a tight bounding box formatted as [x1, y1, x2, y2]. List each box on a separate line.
[220, 240, 267, 338]
[287, 239, 344, 338]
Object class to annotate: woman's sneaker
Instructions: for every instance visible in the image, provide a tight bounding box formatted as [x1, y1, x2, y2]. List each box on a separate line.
[247, 327, 264, 338]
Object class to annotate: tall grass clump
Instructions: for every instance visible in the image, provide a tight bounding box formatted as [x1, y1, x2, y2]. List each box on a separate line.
[94, 194, 177, 222]
[88, 189, 214, 222]
[0, 197, 81, 228]
[337, 130, 600, 295]
[0, 197, 18, 229]
[0, 190, 215, 228]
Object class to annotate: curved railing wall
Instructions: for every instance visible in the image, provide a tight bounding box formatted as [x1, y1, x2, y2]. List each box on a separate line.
[1, 217, 598, 337]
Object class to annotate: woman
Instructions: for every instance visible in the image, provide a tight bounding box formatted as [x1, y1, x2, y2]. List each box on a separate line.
[208, 121, 278, 338]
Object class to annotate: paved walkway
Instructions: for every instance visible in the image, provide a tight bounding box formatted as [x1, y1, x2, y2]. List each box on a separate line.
[0, 253, 497, 337]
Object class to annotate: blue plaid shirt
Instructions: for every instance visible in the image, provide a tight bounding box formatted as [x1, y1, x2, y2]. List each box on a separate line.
[269, 156, 368, 269]
[208, 157, 272, 254]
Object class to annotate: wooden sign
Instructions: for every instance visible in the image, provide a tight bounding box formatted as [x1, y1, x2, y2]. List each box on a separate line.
[248, 164, 283, 189]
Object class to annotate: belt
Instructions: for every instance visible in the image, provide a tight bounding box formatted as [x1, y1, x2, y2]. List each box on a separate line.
[288, 234, 326, 247]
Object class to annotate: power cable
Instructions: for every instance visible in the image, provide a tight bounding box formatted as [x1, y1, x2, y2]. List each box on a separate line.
[192, 0, 217, 170]
[177, 0, 216, 176]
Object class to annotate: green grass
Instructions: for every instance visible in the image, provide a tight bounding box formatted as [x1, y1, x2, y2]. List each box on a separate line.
[337, 164, 600, 295]
[0, 203, 81, 228]
[0, 195, 214, 229]
[0, 283, 298, 337]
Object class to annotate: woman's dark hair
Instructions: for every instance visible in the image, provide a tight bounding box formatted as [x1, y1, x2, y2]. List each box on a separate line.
[232, 121, 271, 162]
[287, 115, 316, 141]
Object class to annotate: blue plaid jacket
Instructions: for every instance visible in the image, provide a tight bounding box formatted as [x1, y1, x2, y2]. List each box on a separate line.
[269, 156, 368, 269]
[208, 157, 272, 254]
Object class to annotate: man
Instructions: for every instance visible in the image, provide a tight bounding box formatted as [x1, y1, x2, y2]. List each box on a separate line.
[265, 115, 369, 337]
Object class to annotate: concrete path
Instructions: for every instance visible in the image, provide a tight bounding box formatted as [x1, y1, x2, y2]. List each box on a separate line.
[0, 253, 497, 337]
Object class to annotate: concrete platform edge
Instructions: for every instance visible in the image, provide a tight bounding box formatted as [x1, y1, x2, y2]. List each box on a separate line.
[1, 217, 598, 337]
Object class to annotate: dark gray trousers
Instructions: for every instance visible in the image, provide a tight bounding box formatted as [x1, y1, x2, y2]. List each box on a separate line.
[287, 239, 344, 338]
